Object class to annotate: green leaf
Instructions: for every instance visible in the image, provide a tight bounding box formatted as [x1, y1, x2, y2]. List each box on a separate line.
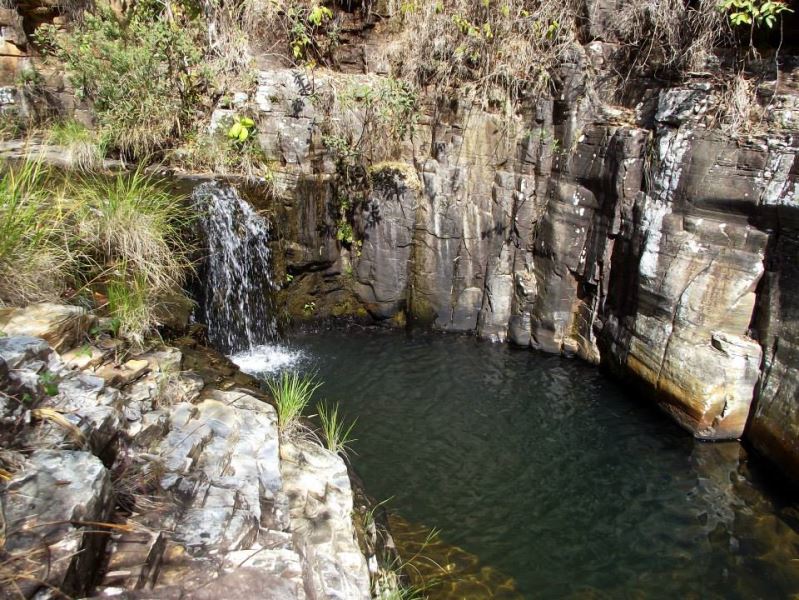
[238, 127, 249, 142]
[228, 122, 243, 140]
[241, 117, 255, 128]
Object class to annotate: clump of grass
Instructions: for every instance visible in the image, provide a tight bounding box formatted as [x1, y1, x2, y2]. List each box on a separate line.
[266, 371, 321, 434]
[68, 168, 194, 345]
[47, 120, 108, 171]
[71, 166, 194, 293]
[316, 401, 357, 457]
[106, 276, 152, 346]
[0, 159, 72, 307]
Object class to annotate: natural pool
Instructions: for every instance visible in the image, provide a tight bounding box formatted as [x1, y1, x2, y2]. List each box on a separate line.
[236, 329, 799, 599]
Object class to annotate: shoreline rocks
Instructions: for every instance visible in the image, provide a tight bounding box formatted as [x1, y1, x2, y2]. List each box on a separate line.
[0, 305, 378, 600]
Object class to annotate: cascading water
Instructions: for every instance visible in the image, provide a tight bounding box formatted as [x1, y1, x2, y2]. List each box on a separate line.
[194, 181, 302, 373]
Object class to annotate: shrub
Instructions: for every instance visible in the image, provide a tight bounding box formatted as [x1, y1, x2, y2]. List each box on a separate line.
[37, 1, 207, 158]
[266, 371, 321, 434]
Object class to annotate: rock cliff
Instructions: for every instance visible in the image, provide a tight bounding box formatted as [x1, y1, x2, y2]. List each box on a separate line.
[235, 42, 799, 468]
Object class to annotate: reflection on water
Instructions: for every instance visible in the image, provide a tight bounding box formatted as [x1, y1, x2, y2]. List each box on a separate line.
[288, 330, 799, 599]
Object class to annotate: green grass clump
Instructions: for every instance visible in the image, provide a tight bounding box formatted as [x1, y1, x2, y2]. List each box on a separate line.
[316, 401, 357, 457]
[47, 120, 107, 171]
[266, 371, 322, 434]
[71, 167, 193, 292]
[0, 158, 194, 344]
[106, 276, 152, 346]
[0, 160, 71, 306]
[70, 167, 194, 344]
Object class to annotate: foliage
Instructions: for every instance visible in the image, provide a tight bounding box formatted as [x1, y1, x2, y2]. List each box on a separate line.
[38, 371, 59, 397]
[719, 0, 793, 28]
[36, 1, 207, 158]
[266, 371, 322, 433]
[227, 115, 256, 143]
[286, 2, 336, 64]
[315, 401, 357, 457]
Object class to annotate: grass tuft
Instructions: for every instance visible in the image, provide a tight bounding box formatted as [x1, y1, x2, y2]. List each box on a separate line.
[70, 166, 194, 293]
[266, 371, 321, 434]
[0, 159, 71, 307]
[316, 401, 357, 457]
[47, 120, 107, 171]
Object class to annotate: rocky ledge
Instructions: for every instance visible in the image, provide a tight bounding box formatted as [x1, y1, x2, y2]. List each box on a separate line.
[0, 304, 386, 599]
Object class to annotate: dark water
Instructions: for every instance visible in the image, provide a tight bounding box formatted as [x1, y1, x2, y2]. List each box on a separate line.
[284, 329, 799, 599]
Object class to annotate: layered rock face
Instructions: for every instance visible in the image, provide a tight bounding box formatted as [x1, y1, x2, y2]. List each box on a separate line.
[244, 54, 798, 454]
[0, 305, 374, 599]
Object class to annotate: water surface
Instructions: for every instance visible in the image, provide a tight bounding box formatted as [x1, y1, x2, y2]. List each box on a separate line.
[258, 330, 799, 598]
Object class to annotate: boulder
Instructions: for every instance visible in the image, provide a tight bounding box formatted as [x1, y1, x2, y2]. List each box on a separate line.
[1, 450, 113, 598]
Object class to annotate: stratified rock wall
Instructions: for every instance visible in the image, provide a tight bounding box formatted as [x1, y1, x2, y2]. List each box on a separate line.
[248, 58, 798, 455]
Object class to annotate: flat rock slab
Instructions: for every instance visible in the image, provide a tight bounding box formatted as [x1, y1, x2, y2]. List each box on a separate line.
[2, 449, 112, 598]
[0, 303, 94, 353]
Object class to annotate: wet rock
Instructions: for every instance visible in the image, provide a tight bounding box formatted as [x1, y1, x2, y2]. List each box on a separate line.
[0, 303, 94, 353]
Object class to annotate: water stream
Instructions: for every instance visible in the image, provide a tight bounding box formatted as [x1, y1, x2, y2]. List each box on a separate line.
[194, 181, 277, 354]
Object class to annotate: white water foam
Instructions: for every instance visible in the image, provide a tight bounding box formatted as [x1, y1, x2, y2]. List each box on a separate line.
[229, 344, 306, 376]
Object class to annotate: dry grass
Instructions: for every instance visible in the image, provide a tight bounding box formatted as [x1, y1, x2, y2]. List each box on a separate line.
[611, 0, 732, 77]
[714, 72, 761, 134]
[169, 127, 274, 184]
[30, 408, 86, 446]
[382, 0, 584, 105]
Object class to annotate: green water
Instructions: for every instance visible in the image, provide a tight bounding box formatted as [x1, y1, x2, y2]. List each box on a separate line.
[275, 330, 799, 598]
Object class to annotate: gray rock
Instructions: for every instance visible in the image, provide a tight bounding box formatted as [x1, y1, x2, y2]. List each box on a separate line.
[1, 450, 112, 598]
[0, 303, 94, 353]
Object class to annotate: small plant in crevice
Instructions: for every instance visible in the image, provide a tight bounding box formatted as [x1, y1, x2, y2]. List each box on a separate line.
[315, 401, 357, 457]
[38, 371, 59, 397]
[266, 371, 322, 434]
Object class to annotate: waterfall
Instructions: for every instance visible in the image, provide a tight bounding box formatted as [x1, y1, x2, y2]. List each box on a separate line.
[194, 181, 277, 354]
